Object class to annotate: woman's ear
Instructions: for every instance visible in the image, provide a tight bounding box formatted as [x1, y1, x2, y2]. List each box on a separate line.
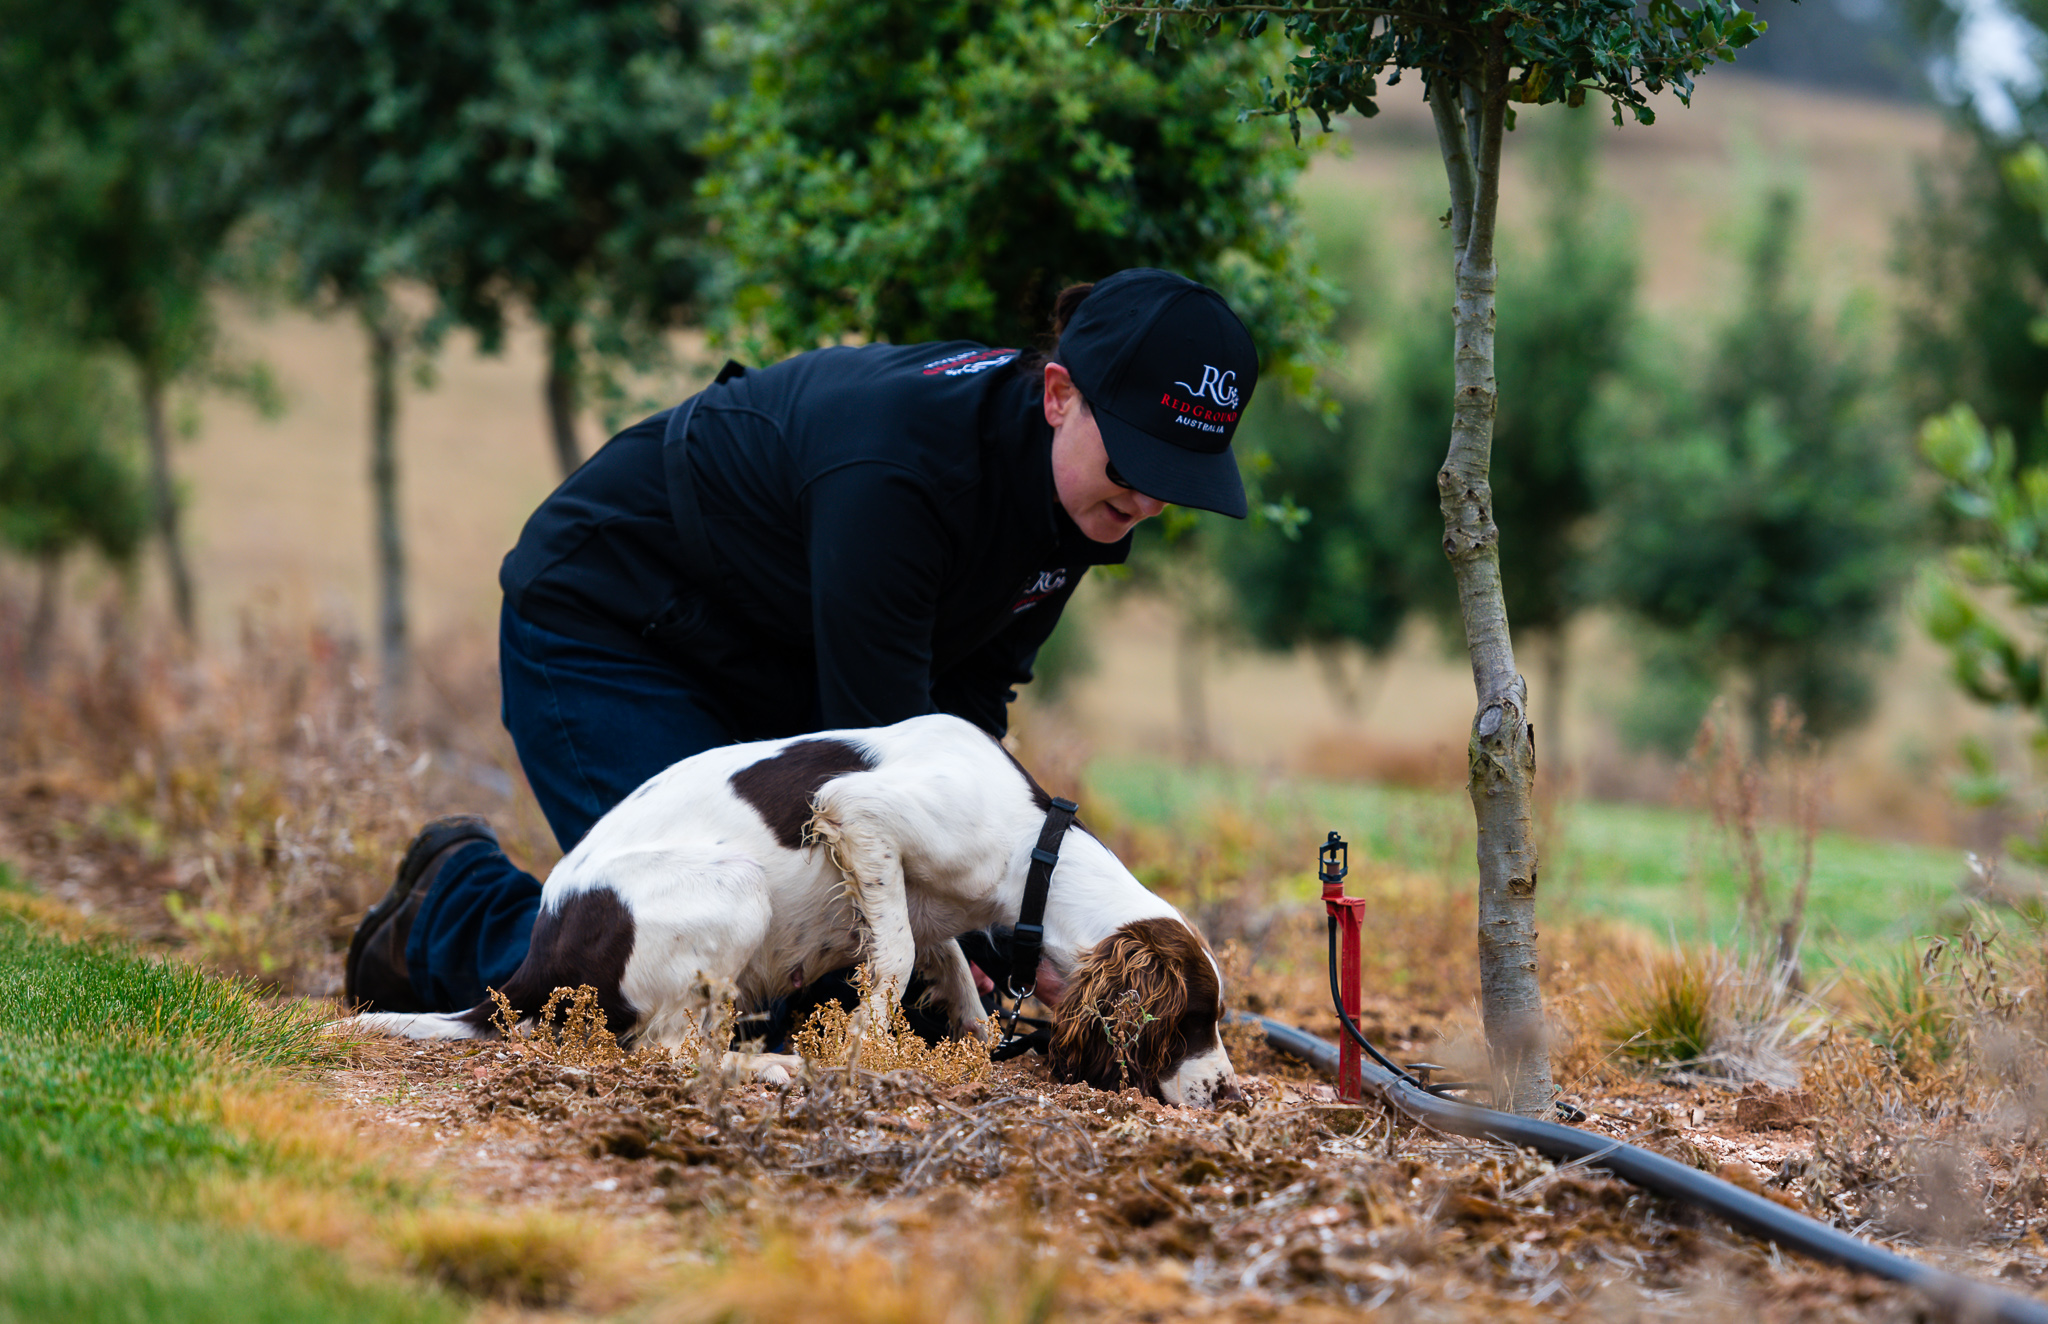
[1043, 362, 1081, 427]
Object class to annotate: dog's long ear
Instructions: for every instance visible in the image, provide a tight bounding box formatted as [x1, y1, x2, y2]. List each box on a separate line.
[1049, 919, 1203, 1095]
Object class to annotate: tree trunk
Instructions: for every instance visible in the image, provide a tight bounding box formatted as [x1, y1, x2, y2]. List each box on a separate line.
[1314, 643, 1360, 717]
[24, 550, 62, 680]
[365, 300, 409, 725]
[140, 368, 197, 641]
[545, 319, 581, 478]
[1175, 613, 1211, 759]
[1429, 56, 1555, 1117]
[1314, 642, 1389, 724]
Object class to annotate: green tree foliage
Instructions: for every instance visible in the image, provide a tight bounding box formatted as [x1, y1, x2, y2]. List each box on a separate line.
[1922, 404, 2048, 715]
[0, 0, 250, 637]
[1212, 392, 1415, 664]
[1920, 144, 2048, 858]
[1598, 188, 1917, 753]
[411, 4, 717, 474]
[231, 0, 716, 476]
[1895, 134, 2048, 468]
[1893, 0, 2048, 465]
[702, 0, 1330, 376]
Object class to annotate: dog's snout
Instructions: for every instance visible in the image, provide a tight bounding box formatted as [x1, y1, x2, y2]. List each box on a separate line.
[1156, 1045, 1240, 1108]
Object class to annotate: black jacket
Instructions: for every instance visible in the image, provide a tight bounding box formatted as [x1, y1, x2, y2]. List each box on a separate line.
[500, 342, 1130, 740]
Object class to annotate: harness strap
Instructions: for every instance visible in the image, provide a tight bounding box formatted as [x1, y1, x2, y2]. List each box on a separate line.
[1006, 796, 1077, 1001]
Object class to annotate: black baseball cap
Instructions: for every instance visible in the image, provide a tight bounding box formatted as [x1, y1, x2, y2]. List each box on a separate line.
[1058, 268, 1258, 519]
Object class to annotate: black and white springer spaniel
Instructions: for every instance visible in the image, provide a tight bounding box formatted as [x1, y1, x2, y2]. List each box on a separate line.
[349, 714, 1242, 1108]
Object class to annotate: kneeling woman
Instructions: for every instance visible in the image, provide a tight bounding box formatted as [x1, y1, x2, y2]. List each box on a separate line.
[344, 267, 1261, 1028]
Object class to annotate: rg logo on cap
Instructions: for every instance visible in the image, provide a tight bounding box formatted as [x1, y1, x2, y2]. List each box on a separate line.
[1174, 365, 1240, 409]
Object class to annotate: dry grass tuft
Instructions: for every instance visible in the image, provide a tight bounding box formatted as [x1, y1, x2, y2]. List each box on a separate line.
[488, 984, 626, 1070]
[1686, 698, 1826, 988]
[660, 1232, 1061, 1324]
[1595, 946, 1815, 1087]
[790, 965, 990, 1087]
[1603, 949, 1718, 1068]
[391, 1207, 591, 1306]
[1790, 915, 2048, 1243]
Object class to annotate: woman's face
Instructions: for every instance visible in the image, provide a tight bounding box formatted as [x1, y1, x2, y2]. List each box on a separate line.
[1045, 364, 1167, 543]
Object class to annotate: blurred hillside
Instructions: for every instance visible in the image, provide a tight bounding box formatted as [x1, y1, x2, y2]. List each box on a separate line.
[1311, 70, 1944, 313]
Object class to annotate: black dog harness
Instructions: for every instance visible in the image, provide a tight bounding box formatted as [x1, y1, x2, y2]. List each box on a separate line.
[984, 795, 1077, 1060]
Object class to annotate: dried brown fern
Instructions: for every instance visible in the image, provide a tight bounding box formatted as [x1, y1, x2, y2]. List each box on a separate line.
[487, 984, 625, 1070]
[789, 965, 989, 1087]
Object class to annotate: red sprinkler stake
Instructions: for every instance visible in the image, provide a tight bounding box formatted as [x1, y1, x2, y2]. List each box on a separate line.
[1320, 831, 1366, 1102]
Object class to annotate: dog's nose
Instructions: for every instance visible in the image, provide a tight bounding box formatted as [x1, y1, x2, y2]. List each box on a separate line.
[1213, 1077, 1245, 1106]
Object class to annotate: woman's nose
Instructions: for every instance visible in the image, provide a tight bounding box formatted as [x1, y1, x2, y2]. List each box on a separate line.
[1132, 493, 1168, 519]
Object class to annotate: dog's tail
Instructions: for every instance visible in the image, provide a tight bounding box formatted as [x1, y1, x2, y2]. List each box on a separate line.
[340, 1004, 496, 1041]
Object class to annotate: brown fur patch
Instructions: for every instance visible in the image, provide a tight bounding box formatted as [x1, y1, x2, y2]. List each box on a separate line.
[1049, 917, 1221, 1099]
[729, 738, 875, 849]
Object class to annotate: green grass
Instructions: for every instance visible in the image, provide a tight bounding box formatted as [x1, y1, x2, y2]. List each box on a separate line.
[0, 892, 458, 1324]
[1086, 755, 1964, 972]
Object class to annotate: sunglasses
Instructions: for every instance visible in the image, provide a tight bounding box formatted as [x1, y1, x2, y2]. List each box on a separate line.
[1105, 459, 1137, 492]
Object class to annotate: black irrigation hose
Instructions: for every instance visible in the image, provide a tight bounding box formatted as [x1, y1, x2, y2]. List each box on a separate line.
[1235, 1009, 2048, 1324]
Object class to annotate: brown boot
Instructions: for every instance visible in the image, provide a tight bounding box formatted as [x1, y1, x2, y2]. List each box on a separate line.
[344, 815, 499, 1011]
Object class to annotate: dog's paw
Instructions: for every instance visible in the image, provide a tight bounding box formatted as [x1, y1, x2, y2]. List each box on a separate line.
[716, 1050, 805, 1086]
[747, 1052, 804, 1086]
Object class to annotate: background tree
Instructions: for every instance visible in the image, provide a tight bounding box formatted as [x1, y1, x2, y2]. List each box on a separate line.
[226, 1, 446, 720]
[1920, 143, 2048, 860]
[1373, 106, 1637, 757]
[1892, 0, 2047, 464]
[0, 0, 254, 639]
[227, 0, 716, 716]
[1597, 187, 1918, 755]
[702, 0, 1330, 376]
[1211, 390, 1416, 716]
[1210, 216, 1418, 720]
[406, 2, 718, 476]
[1093, 0, 1770, 1114]
[0, 305, 151, 676]
[1894, 139, 2048, 468]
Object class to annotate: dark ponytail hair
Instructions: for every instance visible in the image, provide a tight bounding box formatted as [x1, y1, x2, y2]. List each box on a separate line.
[1016, 282, 1095, 381]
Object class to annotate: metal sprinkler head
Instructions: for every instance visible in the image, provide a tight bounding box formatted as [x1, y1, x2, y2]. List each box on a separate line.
[1319, 830, 1348, 898]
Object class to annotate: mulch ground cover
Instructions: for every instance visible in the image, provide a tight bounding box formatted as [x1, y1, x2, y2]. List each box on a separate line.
[322, 1027, 2016, 1322]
